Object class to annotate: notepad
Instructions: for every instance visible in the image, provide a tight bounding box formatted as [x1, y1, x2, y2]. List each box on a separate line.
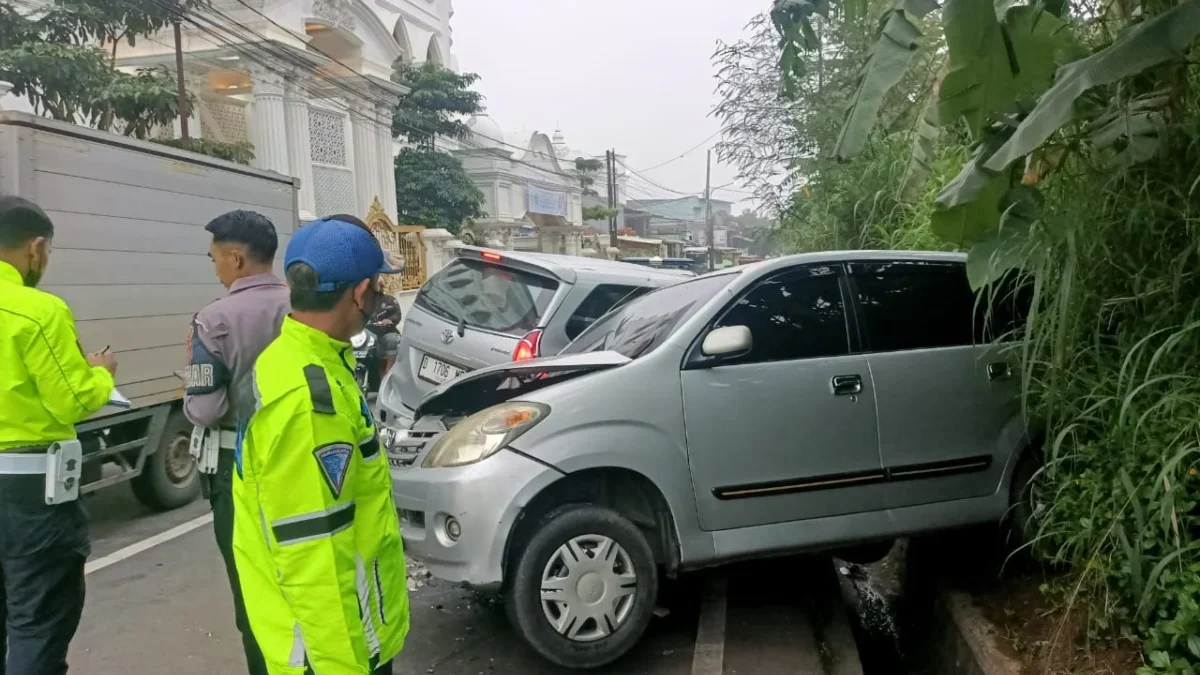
[108, 388, 132, 409]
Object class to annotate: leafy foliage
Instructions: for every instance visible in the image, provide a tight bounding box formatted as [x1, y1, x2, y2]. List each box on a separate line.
[391, 60, 483, 148]
[757, 0, 1200, 671]
[582, 204, 617, 221]
[0, 0, 189, 137]
[575, 157, 604, 196]
[393, 147, 484, 235]
[152, 137, 255, 164]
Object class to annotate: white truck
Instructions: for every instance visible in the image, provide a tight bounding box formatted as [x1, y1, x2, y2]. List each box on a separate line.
[0, 111, 299, 510]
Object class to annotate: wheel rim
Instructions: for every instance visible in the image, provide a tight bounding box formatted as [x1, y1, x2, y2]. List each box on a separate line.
[539, 534, 638, 642]
[164, 433, 195, 484]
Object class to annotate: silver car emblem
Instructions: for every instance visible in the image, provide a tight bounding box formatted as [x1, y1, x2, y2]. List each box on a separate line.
[441, 329, 455, 345]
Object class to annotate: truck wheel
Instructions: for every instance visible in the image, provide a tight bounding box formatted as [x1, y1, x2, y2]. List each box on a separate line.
[504, 504, 658, 669]
[132, 412, 200, 511]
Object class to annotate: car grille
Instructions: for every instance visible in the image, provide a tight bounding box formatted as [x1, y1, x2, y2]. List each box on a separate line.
[387, 430, 440, 468]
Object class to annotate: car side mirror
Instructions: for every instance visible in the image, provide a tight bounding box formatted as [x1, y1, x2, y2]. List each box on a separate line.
[701, 325, 752, 357]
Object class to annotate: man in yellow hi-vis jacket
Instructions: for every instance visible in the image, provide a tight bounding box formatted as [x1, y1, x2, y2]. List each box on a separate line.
[0, 196, 117, 675]
[233, 216, 409, 675]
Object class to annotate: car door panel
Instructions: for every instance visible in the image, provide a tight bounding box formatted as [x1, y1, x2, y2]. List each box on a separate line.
[683, 354, 886, 532]
[681, 265, 886, 533]
[849, 260, 1022, 509]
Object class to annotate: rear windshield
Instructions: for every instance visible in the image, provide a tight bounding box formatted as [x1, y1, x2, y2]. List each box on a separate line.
[561, 272, 737, 359]
[415, 258, 560, 336]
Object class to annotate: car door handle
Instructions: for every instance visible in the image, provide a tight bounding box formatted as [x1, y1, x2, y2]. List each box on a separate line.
[987, 362, 1012, 381]
[831, 374, 863, 396]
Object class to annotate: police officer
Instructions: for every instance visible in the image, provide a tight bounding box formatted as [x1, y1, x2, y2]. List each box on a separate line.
[0, 196, 117, 675]
[233, 217, 410, 675]
[184, 210, 290, 675]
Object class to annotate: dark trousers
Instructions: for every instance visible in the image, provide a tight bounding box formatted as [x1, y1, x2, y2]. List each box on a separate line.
[209, 449, 269, 675]
[0, 473, 88, 675]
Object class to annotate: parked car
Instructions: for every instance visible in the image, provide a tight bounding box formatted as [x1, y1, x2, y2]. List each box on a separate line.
[379, 250, 1037, 669]
[376, 246, 691, 429]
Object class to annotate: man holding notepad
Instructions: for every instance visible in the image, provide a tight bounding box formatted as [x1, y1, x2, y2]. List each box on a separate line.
[0, 196, 118, 675]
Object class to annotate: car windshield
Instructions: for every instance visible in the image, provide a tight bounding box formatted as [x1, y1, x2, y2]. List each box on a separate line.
[414, 258, 559, 336]
[561, 272, 738, 360]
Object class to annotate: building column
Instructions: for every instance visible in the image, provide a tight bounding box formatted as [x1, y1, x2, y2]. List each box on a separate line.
[283, 76, 316, 221]
[375, 101, 398, 222]
[350, 100, 379, 217]
[247, 66, 289, 175]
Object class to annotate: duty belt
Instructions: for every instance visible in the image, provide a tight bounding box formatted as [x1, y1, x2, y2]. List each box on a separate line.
[0, 441, 83, 504]
[217, 428, 238, 451]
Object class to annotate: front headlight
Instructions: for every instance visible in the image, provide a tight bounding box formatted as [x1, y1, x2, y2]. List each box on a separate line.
[422, 402, 549, 468]
[351, 331, 369, 349]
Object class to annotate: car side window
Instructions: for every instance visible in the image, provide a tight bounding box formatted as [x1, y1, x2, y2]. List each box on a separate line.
[564, 284, 648, 341]
[852, 261, 974, 352]
[712, 266, 850, 365]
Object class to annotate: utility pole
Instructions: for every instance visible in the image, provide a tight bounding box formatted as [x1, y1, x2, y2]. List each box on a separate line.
[171, 5, 190, 142]
[704, 148, 714, 272]
[607, 149, 618, 251]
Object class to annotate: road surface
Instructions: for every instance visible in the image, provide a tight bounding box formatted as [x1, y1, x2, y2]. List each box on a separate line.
[69, 483, 861, 675]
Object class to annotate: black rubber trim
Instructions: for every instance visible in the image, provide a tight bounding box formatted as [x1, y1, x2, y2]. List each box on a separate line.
[712, 454, 994, 501]
[359, 436, 381, 459]
[272, 503, 356, 544]
[303, 364, 336, 414]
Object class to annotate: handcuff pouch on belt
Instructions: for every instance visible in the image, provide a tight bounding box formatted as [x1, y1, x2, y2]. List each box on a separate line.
[46, 440, 83, 505]
[189, 426, 221, 476]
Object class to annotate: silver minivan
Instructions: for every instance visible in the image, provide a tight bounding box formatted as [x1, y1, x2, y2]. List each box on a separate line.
[377, 246, 691, 429]
[380, 251, 1037, 669]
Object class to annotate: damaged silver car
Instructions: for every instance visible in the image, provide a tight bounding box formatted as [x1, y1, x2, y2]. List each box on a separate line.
[378, 251, 1037, 669]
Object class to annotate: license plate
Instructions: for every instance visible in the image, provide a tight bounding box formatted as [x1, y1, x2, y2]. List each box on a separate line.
[418, 355, 465, 385]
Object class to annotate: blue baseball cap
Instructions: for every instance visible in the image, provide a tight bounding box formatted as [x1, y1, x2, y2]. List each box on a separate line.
[285, 217, 400, 292]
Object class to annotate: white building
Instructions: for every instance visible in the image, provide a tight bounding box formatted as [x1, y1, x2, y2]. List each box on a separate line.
[455, 110, 586, 256]
[7, 0, 457, 224]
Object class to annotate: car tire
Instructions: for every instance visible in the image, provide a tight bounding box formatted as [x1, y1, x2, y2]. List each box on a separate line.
[1008, 452, 1044, 555]
[131, 411, 200, 511]
[504, 504, 659, 669]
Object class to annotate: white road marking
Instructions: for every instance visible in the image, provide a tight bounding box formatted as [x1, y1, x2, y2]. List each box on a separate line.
[691, 575, 728, 675]
[85, 512, 214, 576]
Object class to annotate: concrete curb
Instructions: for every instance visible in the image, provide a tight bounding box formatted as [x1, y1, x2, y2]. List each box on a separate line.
[931, 589, 1023, 675]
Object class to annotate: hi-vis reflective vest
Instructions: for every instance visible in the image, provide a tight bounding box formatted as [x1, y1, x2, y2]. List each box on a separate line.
[0, 260, 114, 451]
[233, 316, 410, 674]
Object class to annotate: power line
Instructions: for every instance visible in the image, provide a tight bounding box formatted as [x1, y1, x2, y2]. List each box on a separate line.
[632, 130, 721, 173]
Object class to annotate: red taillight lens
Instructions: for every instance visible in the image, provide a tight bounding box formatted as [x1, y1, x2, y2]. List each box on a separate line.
[481, 250, 504, 262]
[513, 330, 542, 362]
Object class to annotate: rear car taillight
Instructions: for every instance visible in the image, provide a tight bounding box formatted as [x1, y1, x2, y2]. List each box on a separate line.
[512, 329, 542, 362]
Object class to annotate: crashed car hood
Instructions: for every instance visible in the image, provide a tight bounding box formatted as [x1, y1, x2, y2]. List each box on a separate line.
[414, 351, 630, 419]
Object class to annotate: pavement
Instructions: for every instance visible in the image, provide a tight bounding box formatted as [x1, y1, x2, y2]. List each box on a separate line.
[67, 481, 862, 675]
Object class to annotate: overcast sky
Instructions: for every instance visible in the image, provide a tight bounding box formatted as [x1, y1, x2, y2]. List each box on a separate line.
[450, 0, 762, 211]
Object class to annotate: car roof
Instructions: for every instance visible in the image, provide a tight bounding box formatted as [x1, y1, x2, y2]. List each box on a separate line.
[452, 245, 693, 285]
[740, 249, 967, 275]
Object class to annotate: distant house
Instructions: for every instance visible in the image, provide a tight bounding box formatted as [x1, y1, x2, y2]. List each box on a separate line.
[626, 196, 734, 245]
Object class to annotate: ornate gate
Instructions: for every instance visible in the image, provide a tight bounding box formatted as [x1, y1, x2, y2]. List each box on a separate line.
[365, 198, 427, 294]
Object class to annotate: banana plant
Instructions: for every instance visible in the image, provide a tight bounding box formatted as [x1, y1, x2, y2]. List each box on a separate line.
[772, 0, 1200, 287]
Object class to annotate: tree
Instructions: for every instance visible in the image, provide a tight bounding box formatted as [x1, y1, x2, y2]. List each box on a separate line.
[0, 0, 191, 137]
[574, 157, 604, 196]
[391, 60, 483, 148]
[393, 147, 484, 235]
[582, 204, 617, 221]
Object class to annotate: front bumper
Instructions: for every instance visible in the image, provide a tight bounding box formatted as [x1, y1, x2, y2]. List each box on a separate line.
[390, 444, 561, 590]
